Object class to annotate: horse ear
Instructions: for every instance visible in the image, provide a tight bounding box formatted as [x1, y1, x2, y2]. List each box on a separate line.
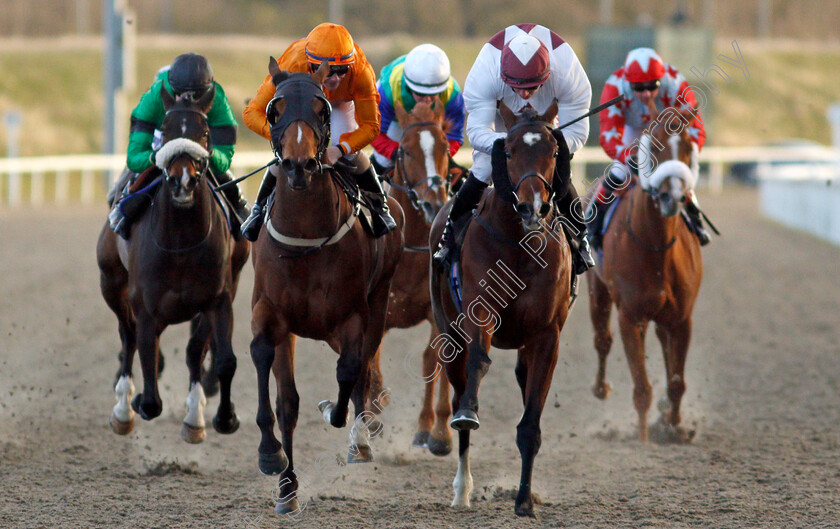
[538, 99, 558, 124]
[646, 97, 659, 121]
[268, 56, 289, 86]
[196, 84, 215, 113]
[498, 100, 517, 131]
[394, 100, 409, 126]
[161, 83, 176, 110]
[312, 61, 330, 85]
[432, 95, 446, 123]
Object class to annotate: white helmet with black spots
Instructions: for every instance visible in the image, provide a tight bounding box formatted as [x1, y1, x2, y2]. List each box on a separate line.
[403, 43, 451, 95]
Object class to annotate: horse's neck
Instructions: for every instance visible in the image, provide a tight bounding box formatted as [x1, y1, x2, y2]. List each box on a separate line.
[153, 182, 215, 246]
[629, 186, 679, 246]
[272, 171, 344, 236]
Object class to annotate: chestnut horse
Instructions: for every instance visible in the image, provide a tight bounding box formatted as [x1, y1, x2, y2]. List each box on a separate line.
[587, 101, 703, 443]
[430, 102, 573, 517]
[248, 59, 403, 514]
[97, 86, 249, 443]
[371, 99, 454, 455]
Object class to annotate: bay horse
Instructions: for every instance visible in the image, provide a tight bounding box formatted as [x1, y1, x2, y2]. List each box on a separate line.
[430, 102, 572, 517]
[587, 100, 703, 443]
[97, 85, 249, 443]
[372, 99, 454, 456]
[249, 58, 404, 514]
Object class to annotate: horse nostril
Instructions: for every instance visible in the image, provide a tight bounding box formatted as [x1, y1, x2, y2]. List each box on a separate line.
[515, 203, 534, 218]
[539, 202, 551, 217]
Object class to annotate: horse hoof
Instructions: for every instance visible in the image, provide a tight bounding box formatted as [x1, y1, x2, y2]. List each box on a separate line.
[181, 423, 206, 444]
[348, 444, 373, 463]
[274, 496, 300, 515]
[109, 413, 135, 435]
[427, 434, 453, 456]
[592, 381, 612, 400]
[412, 430, 430, 448]
[650, 420, 696, 445]
[450, 409, 479, 431]
[212, 412, 240, 435]
[131, 394, 162, 421]
[258, 450, 289, 476]
[317, 400, 348, 428]
[514, 502, 536, 518]
[366, 417, 384, 438]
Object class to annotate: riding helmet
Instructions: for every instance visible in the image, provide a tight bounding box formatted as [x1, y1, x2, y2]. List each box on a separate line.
[500, 34, 551, 89]
[623, 48, 665, 83]
[404, 44, 451, 95]
[304, 23, 356, 65]
[168, 53, 214, 96]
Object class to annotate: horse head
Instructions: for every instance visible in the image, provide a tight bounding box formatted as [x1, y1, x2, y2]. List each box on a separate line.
[638, 100, 699, 218]
[265, 56, 332, 191]
[157, 85, 214, 207]
[498, 100, 560, 231]
[393, 98, 450, 224]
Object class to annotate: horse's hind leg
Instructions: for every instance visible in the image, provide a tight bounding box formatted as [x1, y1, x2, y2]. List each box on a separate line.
[272, 334, 302, 514]
[207, 295, 240, 435]
[617, 312, 652, 442]
[250, 302, 287, 476]
[588, 273, 614, 400]
[413, 325, 440, 448]
[428, 322, 452, 456]
[513, 331, 559, 517]
[181, 315, 211, 444]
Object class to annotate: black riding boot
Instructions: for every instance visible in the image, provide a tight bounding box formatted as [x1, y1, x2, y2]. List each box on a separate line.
[354, 164, 398, 237]
[683, 199, 711, 246]
[241, 168, 276, 242]
[586, 199, 612, 252]
[432, 173, 489, 269]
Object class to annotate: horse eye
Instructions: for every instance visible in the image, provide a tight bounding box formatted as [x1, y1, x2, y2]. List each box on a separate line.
[505, 150, 512, 159]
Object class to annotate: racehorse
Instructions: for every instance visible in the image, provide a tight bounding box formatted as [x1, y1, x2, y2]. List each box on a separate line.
[248, 58, 403, 514]
[430, 102, 573, 517]
[371, 99, 454, 455]
[97, 85, 249, 443]
[587, 100, 703, 443]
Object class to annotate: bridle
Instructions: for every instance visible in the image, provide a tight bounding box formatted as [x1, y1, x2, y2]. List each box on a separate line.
[504, 119, 560, 216]
[390, 120, 447, 212]
[161, 107, 211, 185]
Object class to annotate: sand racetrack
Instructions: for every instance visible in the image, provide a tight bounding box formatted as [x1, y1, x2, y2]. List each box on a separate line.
[1, 187, 838, 528]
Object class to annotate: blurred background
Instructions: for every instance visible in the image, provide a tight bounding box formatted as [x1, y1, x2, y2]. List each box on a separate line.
[1, 0, 839, 242]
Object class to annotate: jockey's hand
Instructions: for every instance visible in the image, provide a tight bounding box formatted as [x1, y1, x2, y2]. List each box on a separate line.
[325, 146, 344, 166]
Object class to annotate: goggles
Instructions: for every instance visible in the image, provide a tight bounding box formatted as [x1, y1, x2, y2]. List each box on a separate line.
[631, 80, 661, 92]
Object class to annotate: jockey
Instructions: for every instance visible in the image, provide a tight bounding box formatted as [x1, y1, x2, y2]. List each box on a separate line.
[108, 53, 249, 239]
[241, 22, 397, 240]
[370, 43, 466, 176]
[588, 47, 710, 249]
[433, 23, 596, 275]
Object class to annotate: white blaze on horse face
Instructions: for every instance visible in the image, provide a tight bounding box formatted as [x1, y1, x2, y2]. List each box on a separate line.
[113, 375, 135, 423]
[419, 130, 438, 180]
[181, 117, 187, 136]
[523, 132, 542, 146]
[297, 123, 303, 144]
[668, 134, 680, 161]
[451, 449, 473, 507]
[181, 166, 190, 188]
[184, 381, 207, 428]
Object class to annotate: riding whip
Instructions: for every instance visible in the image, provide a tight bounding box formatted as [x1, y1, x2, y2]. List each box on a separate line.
[556, 95, 623, 131]
[213, 158, 279, 192]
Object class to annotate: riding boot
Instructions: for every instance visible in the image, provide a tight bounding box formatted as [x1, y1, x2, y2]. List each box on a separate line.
[554, 184, 595, 274]
[354, 164, 398, 237]
[241, 167, 277, 242]
[683, 191, 711, 246]
[432, 173, 489, 269]
[585, 200, 612, 252]
[215, 170, 250, 222]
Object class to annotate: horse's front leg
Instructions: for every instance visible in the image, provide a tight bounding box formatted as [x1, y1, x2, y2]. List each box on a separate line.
[272, 334, 302, 514]
[450, 328, 491, 431]
[251, 300, 287, 476]
[207, 295, 240, 435]
[427, 320, 452, 456]
[588, 273, 614, 400]
[618, 312, 652, 442]
[317, 314, 364, 431]
[181, 315, 212, 443]
[131, 309, 163, 421]
[513, 330, 560, 517]
[653, 319, 695, 444]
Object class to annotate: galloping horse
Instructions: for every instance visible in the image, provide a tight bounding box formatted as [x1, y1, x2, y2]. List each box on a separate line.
[372, 99, 454, 455]
[430, 102, 573, 517]
[248, 58, 403, 514]
[97, 86, 249, 443]
[587, 100, 703, 443]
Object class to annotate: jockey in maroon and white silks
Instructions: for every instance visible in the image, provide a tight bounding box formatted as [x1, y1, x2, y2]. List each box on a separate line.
[588, 47, 712, 249]
[433, 23, 596, 276]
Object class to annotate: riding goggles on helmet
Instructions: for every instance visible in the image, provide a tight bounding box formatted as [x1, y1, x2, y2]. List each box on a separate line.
[309, 62, 350, 77]
[631, 80, 660, 92]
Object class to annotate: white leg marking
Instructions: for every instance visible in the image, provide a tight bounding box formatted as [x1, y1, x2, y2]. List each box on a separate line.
[184, 382, 207, 428]
[113, 375, 135, 423]
[451, 450, 473, 507]
[350, 414, 371, 448]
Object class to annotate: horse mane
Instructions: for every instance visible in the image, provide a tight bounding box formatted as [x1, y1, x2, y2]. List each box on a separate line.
[519, 107, 539, 122]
